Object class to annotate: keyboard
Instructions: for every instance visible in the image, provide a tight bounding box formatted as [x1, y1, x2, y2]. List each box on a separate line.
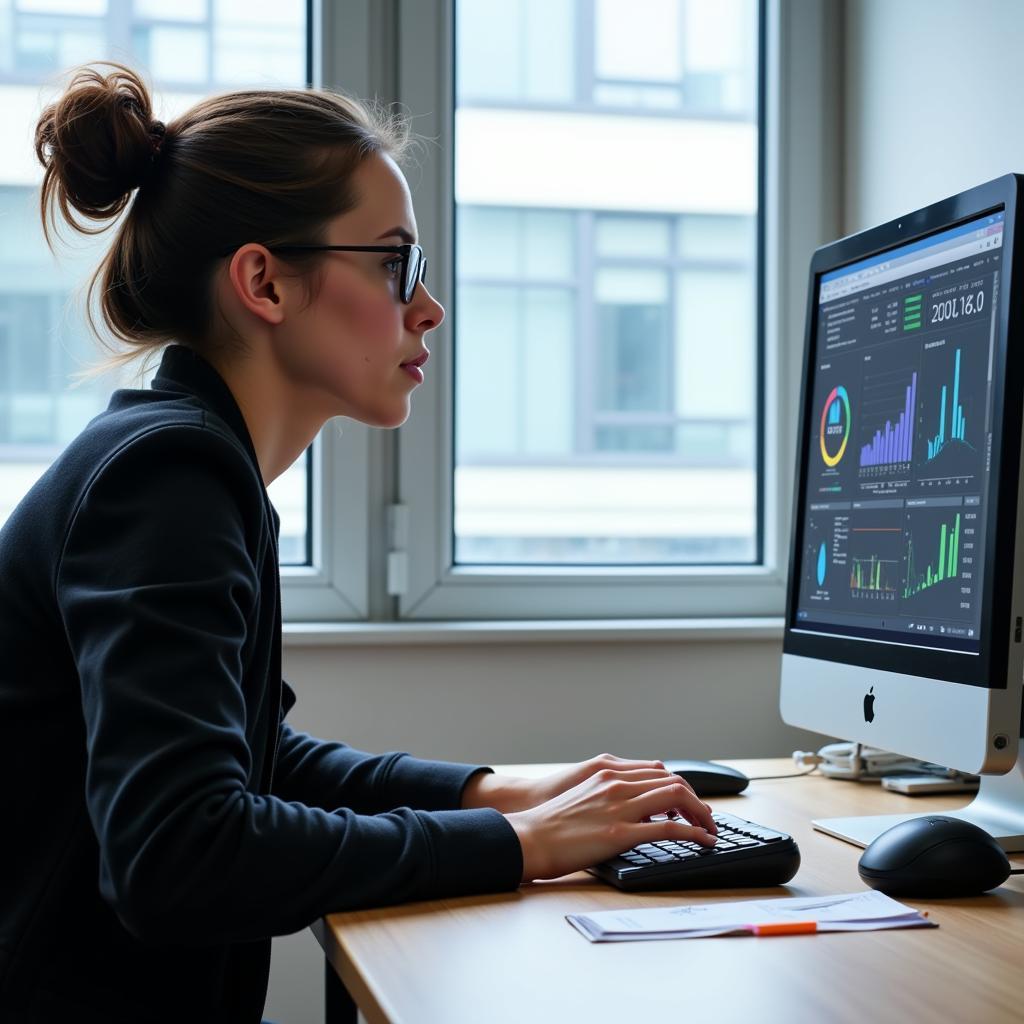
[587, 811, 801, 891]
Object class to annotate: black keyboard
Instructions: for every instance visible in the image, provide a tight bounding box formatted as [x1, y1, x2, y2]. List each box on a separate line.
[587, 811, 801, 891]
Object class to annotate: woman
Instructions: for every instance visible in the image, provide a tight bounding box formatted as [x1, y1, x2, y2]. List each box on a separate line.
[0, 64, 717, 1023]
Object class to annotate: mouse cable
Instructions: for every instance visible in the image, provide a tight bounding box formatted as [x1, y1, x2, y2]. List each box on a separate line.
[744, 764, 821, 782]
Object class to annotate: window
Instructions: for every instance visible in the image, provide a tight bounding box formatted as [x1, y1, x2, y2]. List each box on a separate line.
[454, 0, 756, 117]
[0, 0, 310, 564]
[385, 0, 798, 618]
[441, 0, 760, 587]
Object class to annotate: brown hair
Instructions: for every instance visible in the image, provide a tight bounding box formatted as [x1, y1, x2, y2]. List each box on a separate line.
[34, 62, 410, 364]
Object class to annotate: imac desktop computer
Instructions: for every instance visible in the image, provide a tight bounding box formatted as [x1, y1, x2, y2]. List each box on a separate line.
[780, 174, 1024, 850]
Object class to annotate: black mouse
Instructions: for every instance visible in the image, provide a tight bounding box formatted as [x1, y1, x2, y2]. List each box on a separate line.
[858, 815, 1011, 897]
[663, 759, 749, 797]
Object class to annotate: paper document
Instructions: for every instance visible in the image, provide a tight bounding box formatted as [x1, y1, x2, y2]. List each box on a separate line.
[567, 890, 936, 942]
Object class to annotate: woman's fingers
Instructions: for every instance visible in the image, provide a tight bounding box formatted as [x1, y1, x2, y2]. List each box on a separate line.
[592, 766, 700, 799]
[593, 775, 711, 827]
[627, 780, 717, 834]
[595, 753, 666, 769]
[626, 817, 719, 849]
[594, 767, 684, 785]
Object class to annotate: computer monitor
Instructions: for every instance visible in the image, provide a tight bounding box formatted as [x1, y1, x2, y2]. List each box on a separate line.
[780, 174, 1024, 851]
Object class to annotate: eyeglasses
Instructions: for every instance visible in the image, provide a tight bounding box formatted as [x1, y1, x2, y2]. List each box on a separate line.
[264, 243, 427, 304]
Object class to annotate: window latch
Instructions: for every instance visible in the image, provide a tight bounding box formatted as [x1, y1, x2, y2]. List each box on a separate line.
[386, 503, 409, 596]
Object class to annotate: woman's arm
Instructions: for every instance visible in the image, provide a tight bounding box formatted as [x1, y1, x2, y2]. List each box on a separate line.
[59, 428, 523, 943]
[271, 720, 494, 813]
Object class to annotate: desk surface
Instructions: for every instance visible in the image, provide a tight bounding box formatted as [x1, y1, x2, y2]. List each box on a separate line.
[313, 760, 1024, 1024]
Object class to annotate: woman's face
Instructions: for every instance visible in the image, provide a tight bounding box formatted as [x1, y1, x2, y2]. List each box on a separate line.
[270, 152, 445, 428]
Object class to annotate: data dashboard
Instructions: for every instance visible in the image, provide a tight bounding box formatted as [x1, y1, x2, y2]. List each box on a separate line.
[794, 211, 1004, 653]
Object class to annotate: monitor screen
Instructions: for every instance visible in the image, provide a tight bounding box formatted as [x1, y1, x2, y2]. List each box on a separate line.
[791, 209, 1005, 657]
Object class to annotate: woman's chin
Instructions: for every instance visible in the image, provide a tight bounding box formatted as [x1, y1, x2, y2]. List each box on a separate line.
[361, 403, 412, 429]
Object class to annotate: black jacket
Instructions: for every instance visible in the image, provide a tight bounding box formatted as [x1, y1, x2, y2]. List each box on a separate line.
[0, 345, 522, 1023]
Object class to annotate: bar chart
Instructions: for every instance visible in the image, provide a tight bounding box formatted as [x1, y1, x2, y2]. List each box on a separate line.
[859, 370, 917, 469]
[926, 348, 967, 460]
[903, 512, 961, 599]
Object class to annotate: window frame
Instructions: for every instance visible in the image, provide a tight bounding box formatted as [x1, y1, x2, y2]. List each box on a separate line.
[384, 0, 842, 621]
[279, 0, 394, 621]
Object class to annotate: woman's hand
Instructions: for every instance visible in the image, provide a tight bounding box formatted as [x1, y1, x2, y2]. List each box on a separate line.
[502, 766, 718, 882]
[462, 753, 706, 815]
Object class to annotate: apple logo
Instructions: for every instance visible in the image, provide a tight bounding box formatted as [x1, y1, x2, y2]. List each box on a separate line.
[863, 686, 876, 723]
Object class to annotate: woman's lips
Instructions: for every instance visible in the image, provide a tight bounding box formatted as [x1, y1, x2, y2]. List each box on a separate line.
[400, 350, 429, 383]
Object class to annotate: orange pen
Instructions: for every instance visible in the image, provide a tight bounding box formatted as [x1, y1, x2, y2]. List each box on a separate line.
[750, 921, 818, 936]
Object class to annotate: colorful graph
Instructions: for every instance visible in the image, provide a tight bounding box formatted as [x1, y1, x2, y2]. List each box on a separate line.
[819, 385, 851, 467]
[926, 349, 968, 460]
[850, 556, 899, 593]
[904, 513, 961, 598]
[816, 542, 827, 586]
[860, 372, 917, 468]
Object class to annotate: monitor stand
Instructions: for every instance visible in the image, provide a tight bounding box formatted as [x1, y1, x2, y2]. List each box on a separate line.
[813, 739, 1024, 851]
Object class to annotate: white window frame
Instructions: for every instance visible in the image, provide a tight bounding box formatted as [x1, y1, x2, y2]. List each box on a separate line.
[279, 0, 393, 622]
[280, 0, 843, 623]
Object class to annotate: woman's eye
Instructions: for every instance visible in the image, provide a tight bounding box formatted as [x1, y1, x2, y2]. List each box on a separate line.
[383, 258, 402, 277]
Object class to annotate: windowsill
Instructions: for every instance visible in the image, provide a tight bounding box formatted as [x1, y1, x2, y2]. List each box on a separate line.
[282, 617, 785, 647]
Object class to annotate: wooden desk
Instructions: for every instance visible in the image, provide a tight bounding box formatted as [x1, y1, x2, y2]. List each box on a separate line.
[312, 760, 1024, 1024]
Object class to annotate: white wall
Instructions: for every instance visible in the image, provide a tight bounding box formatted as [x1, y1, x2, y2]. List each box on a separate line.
[844, 0, 1024, 233]
[280, 637, 820, 766]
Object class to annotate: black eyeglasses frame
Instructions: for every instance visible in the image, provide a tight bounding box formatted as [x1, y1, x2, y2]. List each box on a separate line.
[262, 243, 427, 304]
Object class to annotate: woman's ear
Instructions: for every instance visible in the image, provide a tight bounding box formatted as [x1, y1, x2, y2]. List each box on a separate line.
[227, 244, 287, 326]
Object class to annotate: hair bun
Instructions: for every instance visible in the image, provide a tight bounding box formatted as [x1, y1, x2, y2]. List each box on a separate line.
[35, 62, 165, 240]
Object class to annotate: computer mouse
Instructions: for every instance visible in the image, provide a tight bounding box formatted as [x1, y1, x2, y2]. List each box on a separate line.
[858, 815, 1011, 897]
[662, 759, 749, 796]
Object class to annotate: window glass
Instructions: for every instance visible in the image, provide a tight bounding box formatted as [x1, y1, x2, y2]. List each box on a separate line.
[456, 207, 522, 280]
[14, 20, 106, 74]
[456, 285, 521, 457]
[595, 0, 680, 83]
[455, 0, 575, 105]
[17, 0, 106, 13]
[676, 268, 754, 421]
[592, 83, 680, 110]
[678, 214, 755, 262]
[456, 283, 574, 461]
[0, 2, 310, 565]
[457, 207, 574, 281]
[687, 0, 755, 113]
[134, 0, 205, 19]
[596, 216, 671, 260]
[148, 26, 208, 82]
[522, 210, 575, 280]
[453, 0, 760, 565]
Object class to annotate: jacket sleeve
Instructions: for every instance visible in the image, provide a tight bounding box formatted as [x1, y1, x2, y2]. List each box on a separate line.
[57, 426, 522, 945]
[271, 702, 494, 813]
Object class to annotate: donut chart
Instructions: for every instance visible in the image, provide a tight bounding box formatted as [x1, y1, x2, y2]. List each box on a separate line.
[819, 385, 850, 467]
